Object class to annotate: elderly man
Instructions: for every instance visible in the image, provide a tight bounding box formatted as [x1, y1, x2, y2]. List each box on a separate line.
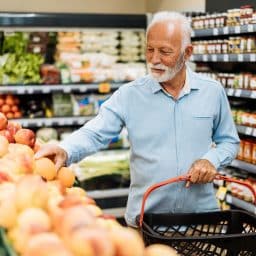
[35, 12, 240, 227]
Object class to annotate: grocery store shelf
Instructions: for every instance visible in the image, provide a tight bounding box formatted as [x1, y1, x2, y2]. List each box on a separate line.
[236, 124, 256, 137]
[0, 12, 147, 29]
[87, 188, 129, 218]
[226, 194, 256, 214]
[15, 116, 94, 127]
[225, 88, 256, 99]
[229, 159, 256, 175]
[192, 24, 256, 38]
[102, 207, 126, 218]
[87, 188, 129, 199]
[191, 53, 256, 62]
[0, 83, 123, 94]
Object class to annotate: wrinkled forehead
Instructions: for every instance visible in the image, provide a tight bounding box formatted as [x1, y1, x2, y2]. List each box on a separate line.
[147, 21, 182, 46]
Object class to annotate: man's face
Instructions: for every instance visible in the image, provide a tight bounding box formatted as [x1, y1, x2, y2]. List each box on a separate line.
[146, 22, 185, 82]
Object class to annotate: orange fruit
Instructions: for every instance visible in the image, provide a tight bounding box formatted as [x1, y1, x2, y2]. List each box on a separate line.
[57, 167, 75, 188]
[1, 104, 10, 113]
[6, 112, 14, 119]
[66, 187, 86, 197]
[34, 157, 56, 181]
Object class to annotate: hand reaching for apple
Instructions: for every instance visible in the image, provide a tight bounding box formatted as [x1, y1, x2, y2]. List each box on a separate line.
[185, 159, 217, 188]
[34, 144, 68, 171]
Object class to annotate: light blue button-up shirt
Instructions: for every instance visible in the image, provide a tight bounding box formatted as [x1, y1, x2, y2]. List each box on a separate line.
[60, 67, 240, 227]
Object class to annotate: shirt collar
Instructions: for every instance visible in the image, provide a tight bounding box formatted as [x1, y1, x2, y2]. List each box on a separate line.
[149, 65, 200, 94]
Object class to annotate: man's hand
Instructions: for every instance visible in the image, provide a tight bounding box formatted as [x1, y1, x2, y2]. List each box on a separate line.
[34, 144, 68, 171]
[185, 159, 217, 188]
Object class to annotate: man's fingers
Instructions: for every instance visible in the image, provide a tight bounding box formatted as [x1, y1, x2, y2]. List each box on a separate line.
[34, 146, 54, 159]
[185, 181, 190, 188]
[190, 167, 200, 183]
[55, 157, 65, 171]
[198, 167, 208, 183]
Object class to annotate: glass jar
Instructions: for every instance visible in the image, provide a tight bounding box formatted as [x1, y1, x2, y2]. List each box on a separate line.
[250, 75, 256, 90]
[252, 142, 256, 164]
[243, 140, 252, 163]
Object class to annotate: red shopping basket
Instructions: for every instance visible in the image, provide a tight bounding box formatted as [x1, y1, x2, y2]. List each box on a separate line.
[137, 174, 256, 256]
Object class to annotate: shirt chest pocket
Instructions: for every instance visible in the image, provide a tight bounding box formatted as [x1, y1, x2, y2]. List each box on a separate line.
[190, 113, 214, 139]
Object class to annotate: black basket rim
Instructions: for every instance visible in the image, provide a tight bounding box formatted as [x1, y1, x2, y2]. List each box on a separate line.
[136, 210, 256, 241]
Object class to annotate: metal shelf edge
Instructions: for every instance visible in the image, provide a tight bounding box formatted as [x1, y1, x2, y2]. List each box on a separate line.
[192, 24, 256, 38]
[226, 194, 256, 214]
[87, 188, 129, 199]
[0, 83, 123, 94]
[229, 159, 256, 174]
[15, 116, 95, 127]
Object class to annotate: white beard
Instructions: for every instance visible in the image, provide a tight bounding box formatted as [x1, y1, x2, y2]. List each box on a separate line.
[147, 53, 185, 83]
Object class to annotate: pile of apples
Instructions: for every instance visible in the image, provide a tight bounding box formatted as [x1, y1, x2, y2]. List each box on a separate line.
[0, 94, 22, 119]
[0, 112, 177, 256]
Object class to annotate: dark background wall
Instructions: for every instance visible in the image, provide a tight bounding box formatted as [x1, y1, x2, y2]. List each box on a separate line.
[206, 0, 256, 12]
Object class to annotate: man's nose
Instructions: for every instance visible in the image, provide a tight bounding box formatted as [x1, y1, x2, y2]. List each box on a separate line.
[151, 51, 161, 65]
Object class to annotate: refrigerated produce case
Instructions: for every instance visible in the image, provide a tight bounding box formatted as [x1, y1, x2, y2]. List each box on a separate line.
[0, 12, 147, 220]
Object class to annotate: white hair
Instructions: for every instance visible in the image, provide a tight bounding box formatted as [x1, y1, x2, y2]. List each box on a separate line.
[146, 11, 192, 51]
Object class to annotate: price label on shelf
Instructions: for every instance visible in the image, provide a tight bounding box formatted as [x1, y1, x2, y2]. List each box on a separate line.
[235, 26, 241, 34]
[234, 89, 241, 97]
[213, 28, 219, 35]
[253, 129, 256, 137]
[250, 54, 256, 62]
[63, 87, 71, 93]
[98, 83, 111, 93]
[245, 127, 253, 135]
[248, 24, 254, 32]
[224, 54, 229, 62]
[191, 30, 195, 37]
[227, 88, 234, 96]
[203, 55, 208, 61]
[251, 91, 256, 99]
[212, 54, 217, 62]
[223, 26, 229, 34]
[42, 87, 50, 93]
[238, 54, 244, 62]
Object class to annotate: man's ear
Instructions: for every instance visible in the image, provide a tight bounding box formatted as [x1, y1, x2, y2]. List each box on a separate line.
[184, 44, 193, 61]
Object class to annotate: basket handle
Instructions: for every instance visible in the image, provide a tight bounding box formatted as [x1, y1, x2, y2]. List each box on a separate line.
[139, 174, 256, 227]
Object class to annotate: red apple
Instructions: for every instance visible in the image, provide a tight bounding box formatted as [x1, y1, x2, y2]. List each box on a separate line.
[0, 112, 8, 130]
[0, 129, 15, 143]
[7, 121, 22, 137]
[14, 129, 36, 148]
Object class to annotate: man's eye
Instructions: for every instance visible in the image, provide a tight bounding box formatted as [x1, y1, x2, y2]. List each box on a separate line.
[147, 48, 154, 52]
[160, 51, 172, 55]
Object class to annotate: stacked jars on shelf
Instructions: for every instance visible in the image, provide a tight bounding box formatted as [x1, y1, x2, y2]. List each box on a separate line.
[193, 36, 256, 54]
[191, 5, 256, 30]
[237, 138, 256, 165]
[232, 109, 256, 128]
[198, 72, 256, 90]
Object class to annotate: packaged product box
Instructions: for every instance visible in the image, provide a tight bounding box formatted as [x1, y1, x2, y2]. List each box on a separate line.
[52, 93, 73, 117]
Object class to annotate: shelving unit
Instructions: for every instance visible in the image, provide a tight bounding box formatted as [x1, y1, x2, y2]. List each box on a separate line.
[15, 116, 95, 128]
[0, 83, 123, 95]
[191, 18, 256, 217]
[191, 53, 256, 62]
[236, 124, 256, 137]
[192, 24, 256, 38]
[225, 88, 256, 99]
[0, 12, 146, 133]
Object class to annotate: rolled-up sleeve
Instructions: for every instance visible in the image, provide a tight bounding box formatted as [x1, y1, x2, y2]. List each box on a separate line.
[201, 86, 240, 169]
[59, 89, 125, 166]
